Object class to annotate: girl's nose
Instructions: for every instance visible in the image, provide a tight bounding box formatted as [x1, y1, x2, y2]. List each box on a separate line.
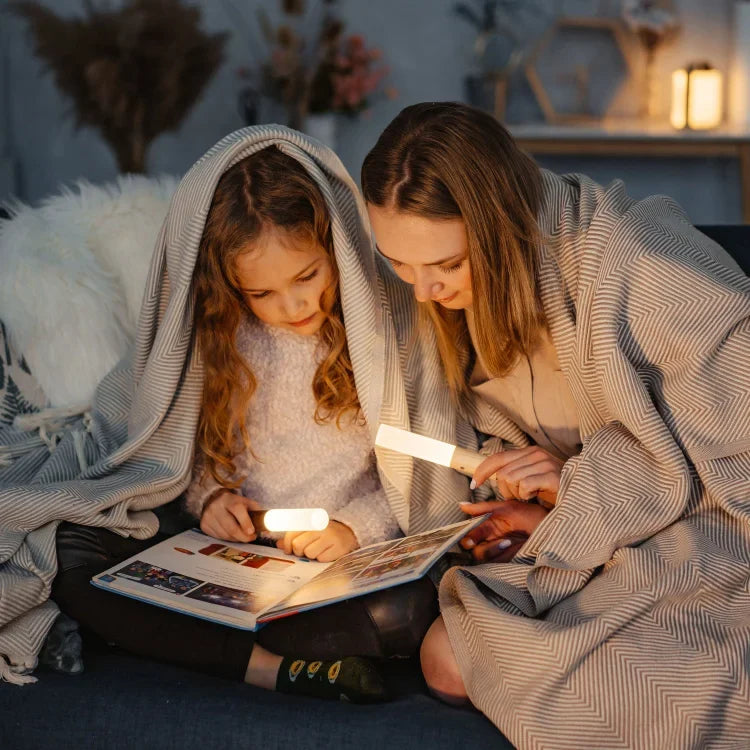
[283, 294, 306, 318]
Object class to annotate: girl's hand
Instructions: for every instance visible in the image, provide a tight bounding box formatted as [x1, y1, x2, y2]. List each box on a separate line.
[200, 491, 261, 543]
[472, 446, 564, 506]
[278, 521, 358, 562]
[459, 499, 549, 563]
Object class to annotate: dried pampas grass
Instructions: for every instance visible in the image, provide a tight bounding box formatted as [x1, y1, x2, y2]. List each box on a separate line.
[11, 0, 227, 173]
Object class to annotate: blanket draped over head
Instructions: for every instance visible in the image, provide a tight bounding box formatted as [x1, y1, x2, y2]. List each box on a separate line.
[1, 124, 747, 747]
[0, 125, 472, 684]
[441, 170, 750, 748]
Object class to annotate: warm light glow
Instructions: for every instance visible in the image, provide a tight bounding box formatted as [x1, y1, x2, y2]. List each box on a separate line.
[670, 69, 688, 129]
[263, 508, 329, 532]
[689, 69, 723, 128]
[671, 65, 723, 130]
[375, 424, 455, 466]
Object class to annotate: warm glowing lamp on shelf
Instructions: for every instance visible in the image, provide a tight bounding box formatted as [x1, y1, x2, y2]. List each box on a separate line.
[670, 63, 723, 130]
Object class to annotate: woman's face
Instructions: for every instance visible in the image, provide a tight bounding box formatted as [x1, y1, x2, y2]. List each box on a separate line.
[235, 227, 334, 335]
[366, 205, 473, 310]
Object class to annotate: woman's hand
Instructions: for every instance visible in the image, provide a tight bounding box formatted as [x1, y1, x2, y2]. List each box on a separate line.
[278, 521, 358, 562]
[472, 446, 564, 506]
[200, 491, 261, 543]
[459, 499, 549, 563]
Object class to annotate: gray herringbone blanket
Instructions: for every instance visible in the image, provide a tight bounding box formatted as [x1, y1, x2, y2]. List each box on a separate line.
[2, 124, 748, 748]
[441, 171, 750, 748]
[0, 126, 470, 684]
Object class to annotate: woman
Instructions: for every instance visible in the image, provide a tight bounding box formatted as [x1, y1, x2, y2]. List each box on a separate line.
[361, 102, 750, 748]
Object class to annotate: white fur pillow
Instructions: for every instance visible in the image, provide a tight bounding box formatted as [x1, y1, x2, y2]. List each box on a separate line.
[0, 174, 178, 408]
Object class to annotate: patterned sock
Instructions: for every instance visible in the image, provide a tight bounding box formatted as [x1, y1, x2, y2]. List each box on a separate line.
[275, 656, 389, 703]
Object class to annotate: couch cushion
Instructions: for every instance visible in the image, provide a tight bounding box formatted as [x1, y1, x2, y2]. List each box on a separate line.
[696, 225, 750, 275]
[1, 641, 510, 749]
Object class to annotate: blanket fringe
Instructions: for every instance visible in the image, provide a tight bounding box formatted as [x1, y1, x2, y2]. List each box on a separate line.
[0, 653, 38, 685]
[0, 404, 93, 470]
[13, 403, 90, 431]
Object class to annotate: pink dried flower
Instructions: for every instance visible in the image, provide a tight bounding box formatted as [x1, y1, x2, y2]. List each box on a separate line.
[241, 2, 395, 118]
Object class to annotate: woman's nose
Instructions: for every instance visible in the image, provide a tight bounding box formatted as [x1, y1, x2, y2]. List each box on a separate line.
[414, 273, 443, 303]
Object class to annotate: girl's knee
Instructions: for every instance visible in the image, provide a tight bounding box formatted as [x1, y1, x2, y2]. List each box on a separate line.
[420, 617, 470, 707]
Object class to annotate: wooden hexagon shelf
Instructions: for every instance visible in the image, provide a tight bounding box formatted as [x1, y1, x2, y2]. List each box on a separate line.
[525, 17, 637, 124]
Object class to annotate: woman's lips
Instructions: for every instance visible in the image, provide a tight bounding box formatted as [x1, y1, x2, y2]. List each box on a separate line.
[288, 313, 317, 327]
[435, 292, 458, 304]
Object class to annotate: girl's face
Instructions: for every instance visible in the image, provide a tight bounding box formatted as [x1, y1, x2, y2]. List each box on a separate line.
[235, 227, 334, 335]
[366, 205, 473, 310]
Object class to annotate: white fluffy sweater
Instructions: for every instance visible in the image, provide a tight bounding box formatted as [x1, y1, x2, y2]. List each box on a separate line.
[184, 316, 400, 548]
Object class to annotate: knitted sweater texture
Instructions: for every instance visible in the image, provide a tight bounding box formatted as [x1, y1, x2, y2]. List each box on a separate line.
[185, 316, 399, 548]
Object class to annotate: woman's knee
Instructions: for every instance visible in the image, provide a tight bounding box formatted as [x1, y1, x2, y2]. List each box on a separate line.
[419, 616, 470, 707]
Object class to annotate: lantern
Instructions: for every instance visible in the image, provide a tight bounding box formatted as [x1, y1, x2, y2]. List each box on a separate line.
[670, 63, 723, 130]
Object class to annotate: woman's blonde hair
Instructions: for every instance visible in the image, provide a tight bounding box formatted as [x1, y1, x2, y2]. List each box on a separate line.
[193, 146, 360, 487]
[361, 102, 545, 393]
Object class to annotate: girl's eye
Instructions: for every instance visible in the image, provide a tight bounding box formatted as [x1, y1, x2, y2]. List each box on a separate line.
[389, 259, 403, 269]
[441, 261, 464, 274]
[249, 291, 270, 299]
[298, 269, 319, 283]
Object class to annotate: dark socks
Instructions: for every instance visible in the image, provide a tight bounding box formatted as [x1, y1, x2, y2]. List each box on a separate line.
[275, 656, 389, 704]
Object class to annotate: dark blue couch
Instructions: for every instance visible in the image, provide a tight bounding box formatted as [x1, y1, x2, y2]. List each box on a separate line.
[1, 225, 747, 750]
[4, 642, 506, 749]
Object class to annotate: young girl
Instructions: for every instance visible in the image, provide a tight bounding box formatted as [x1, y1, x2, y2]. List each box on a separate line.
[181, 144, 400, 698]
[360, 102, 750, 746]
[187, 147, 408, 700]
[49, 140, 437, 704]
[186, 146, 397, 558]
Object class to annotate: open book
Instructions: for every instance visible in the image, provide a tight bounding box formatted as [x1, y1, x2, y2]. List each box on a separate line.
[92, 515, 486, 631]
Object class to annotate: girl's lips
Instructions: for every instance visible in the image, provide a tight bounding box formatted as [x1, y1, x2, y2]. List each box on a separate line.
[289, 313, 317, 327]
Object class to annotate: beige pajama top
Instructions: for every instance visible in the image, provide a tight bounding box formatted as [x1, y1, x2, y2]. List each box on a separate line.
[465, 309, 581, 460]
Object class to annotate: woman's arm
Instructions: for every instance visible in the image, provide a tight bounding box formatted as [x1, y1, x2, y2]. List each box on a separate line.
[457, 444, 566, 562]
[459, 499, 550, 562]
[471, 446, 565, 506]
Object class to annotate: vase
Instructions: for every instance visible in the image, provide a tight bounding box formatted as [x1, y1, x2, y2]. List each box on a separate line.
[641, 45, 658, 120]
[465, 72, 509, 122]
[237, 86, 260, 126]
[303, 113, 337, 150]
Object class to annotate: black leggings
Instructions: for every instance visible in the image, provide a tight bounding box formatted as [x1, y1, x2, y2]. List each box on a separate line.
[52, 523, 439, 681]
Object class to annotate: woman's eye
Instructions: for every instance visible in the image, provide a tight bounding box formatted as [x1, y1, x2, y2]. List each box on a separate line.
[441, 261, 464, 274]
[298, 269, 319, 282]
[389, 259, 403, 269]
[249, 291, 270, 299]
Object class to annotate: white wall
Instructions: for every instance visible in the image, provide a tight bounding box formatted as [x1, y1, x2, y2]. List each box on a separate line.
[0, 0, 743, 223]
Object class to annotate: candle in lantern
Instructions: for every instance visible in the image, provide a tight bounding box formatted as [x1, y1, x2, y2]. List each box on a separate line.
[670, 63, 723, 130]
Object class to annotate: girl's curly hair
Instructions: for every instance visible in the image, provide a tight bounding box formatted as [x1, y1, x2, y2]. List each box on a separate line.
[193, 145, 360, 487]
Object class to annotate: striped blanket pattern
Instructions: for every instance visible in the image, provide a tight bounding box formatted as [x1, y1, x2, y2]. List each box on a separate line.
[2, 124, 747, 749]
[439, 171, 750, 748]
[0, 125, 470, 684]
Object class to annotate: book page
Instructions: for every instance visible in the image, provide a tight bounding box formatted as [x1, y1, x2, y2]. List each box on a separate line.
[262, 517, 484, 620]
[93, 529, 328, 629]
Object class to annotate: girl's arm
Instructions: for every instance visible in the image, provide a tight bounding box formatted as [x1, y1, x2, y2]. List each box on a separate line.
[329, 454, 401, 549]
[184, 450, 250, 520]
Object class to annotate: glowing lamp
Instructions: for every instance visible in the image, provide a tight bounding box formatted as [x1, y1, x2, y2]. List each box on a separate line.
[375, 424, 484, 477]
[670, 63, 723, 130]
[250, 508, 329, 532]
